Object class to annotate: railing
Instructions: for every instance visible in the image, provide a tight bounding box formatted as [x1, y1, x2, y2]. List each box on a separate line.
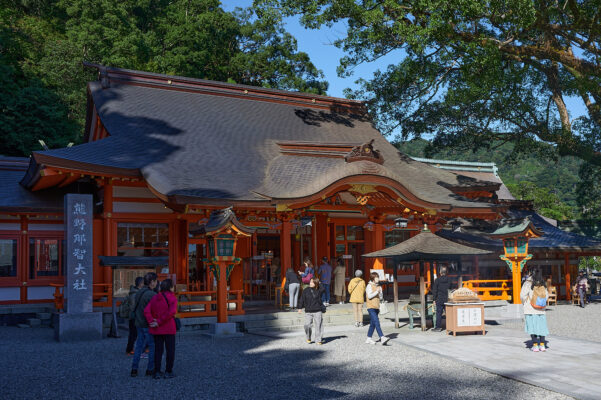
[50, 283, 64, 311]
[50, 284, 245, 317]
[176, 289, 244, 318]
[462, 279, 511, 301]
[49, 283, 114, 311]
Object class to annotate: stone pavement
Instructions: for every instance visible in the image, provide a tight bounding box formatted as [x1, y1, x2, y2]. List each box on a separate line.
[391, 324, 601, 400]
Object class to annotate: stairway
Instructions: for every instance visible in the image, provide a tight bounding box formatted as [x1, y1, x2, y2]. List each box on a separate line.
[242, 304, 362, 333]
[17, 312, 53, 328]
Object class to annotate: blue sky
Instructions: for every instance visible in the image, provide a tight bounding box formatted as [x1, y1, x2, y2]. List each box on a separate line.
[222, 1, 586, 117]
[223, 0, 391, 99]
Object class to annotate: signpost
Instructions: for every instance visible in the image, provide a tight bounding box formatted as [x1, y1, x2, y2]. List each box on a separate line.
[54, 194, 103, 341]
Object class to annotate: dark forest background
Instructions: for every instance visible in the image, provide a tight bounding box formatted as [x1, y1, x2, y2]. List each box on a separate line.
[2, 0, 600, 224]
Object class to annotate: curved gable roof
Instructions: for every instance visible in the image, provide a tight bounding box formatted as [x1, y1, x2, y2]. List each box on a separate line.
[23, 66, 498, 211]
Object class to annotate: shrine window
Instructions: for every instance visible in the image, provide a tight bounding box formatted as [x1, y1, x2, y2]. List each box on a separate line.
[335, 225, 364, 242]
[384, 230, 412, 247]
[117, 223, 169, 256]
[346, 226, 364, 241]
[0, 238, 18, 278]
[29, 238, 64, 279]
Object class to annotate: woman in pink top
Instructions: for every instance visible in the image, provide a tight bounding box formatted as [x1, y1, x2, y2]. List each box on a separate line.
[144, 279, 178, 379]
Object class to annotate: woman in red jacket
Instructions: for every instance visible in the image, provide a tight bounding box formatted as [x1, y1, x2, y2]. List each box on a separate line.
[144, 279, 178, 379]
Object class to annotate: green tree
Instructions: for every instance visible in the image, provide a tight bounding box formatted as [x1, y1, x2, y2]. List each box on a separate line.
[396, 137, 582, 214]
[506, 181, 575, 220]
[0, 0, 327, 157]
[260, 0, 601, 166]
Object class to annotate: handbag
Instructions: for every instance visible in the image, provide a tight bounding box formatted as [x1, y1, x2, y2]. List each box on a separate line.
[302, 272, 313, 284]
[379, 301, 390, 315]
[161, 293, 181, 332]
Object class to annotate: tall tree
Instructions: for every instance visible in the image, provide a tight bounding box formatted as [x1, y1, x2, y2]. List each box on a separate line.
[260, 0, 601, 166]
[0, 0, 327, 156]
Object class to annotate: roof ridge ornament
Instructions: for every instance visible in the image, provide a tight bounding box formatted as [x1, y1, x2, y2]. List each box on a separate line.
[344, 139, 384, 165]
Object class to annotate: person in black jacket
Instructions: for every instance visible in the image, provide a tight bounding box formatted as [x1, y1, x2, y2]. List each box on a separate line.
[285, 267, 301, 310]
[432, 266, 450, 332]
[298, 277, 325, 344]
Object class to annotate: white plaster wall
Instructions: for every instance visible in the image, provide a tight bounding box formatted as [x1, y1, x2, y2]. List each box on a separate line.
[0, 287, 20, 301]
[28, 224, 64, 231]
[27, 286, 55, 300]
[113, 186, 156, 198]
[0, 223, 20, 230]
[113, 202, 172, 213]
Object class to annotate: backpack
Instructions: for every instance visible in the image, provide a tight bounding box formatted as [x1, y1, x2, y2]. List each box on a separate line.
[130, 288, 149, 320]
[118, 296, 131, 319]
[530, 286, 547, 310]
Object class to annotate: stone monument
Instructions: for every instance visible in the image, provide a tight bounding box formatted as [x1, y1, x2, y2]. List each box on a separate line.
[54, 194, 103, 341]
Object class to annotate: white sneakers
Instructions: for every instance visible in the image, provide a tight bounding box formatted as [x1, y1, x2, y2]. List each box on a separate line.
[366, 336, 389, 345]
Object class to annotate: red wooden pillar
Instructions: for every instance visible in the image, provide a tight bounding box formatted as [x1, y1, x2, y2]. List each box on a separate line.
[372, 223, 385, 270]
[217, 261, 228, 323]
[564, 253, 571, 300]
[103, 181, 113, 285]
[20, 216, 28, 303]
[315, 214, 328, 261]
[280, 219, 292, 273]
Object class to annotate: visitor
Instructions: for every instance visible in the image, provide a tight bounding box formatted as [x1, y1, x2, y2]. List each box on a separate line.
[125, 276, 144, 355]
[348, 270, 366, 327]
[271, 257, 281, 284]
[298, 258, 314, 290]
[432, 266, 450, 332]
[298, 277, 325, 345]
[574, 270, 589, 308]
[521, 271, 549, 352]
[144, 278, 178, 379]
[285, 267, 301, 310]
[365, 272, 389, 345]
[333, 259, 346, 304]
[130, 272, 158, 377]
[318, 256, 333, 305]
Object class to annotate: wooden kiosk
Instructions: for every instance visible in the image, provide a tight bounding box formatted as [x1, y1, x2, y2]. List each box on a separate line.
[445, 287, 485, 336]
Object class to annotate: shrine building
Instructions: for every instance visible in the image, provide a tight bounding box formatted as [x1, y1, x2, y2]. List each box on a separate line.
[1, 64, 600, 315]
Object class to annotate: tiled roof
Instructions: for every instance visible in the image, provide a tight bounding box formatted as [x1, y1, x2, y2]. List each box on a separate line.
[363, 229, 491, 261]
[0, 157, 67, 212]
[437, 210, 601, 252]
[411, 157, 514, 200]
[21, 66, 500, 210]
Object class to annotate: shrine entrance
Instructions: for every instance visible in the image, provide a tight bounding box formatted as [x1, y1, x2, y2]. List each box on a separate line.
[332, 224, 365, 277]
[188, 241, 211, 291]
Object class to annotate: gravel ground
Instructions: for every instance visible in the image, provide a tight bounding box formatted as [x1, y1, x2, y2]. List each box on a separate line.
[499, 301, 601, 342]
[0, 326, 571, 400]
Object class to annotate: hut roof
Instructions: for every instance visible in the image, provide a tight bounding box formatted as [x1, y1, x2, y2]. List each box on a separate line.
[362, 229, 491, 261]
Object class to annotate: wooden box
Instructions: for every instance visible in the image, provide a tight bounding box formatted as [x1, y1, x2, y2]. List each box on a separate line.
[444, 302, 485, 336]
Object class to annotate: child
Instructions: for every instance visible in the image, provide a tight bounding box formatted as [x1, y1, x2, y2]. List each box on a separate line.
[521, 270, 549, 352]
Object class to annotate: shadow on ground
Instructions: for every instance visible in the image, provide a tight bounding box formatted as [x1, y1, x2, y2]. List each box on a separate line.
[0, 327, 568, 400]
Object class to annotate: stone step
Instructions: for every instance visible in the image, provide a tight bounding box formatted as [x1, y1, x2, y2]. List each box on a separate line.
[27, 318, 42, 327]
[36, 312, 52, 320]
[243, 312, 362, 331]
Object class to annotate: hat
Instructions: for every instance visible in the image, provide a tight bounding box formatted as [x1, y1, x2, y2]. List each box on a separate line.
[355, 270, 363, 277]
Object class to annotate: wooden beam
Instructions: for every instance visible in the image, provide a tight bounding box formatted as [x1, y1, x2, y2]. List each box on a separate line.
[419, 269, 426, 332]
[393, 263, 399, 329]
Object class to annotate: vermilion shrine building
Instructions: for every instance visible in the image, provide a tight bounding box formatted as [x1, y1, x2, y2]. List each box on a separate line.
[1, 64, 600, 313]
